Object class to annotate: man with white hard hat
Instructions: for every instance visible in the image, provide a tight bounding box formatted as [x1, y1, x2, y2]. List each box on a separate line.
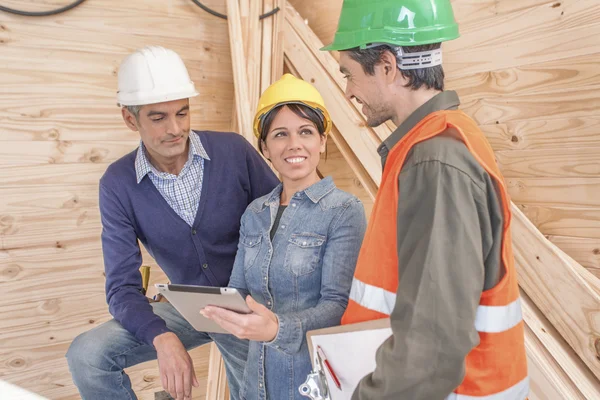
[66, 46, 279, 400]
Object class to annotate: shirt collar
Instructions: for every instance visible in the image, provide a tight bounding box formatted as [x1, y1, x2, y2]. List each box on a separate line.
[377, 90, 460, 167]
[134, 131, 210, 183]
[264, 176, 336, 207]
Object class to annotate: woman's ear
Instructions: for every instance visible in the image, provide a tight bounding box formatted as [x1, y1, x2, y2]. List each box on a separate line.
[319, 134, 327, 153]
[261, 139, 270, 160]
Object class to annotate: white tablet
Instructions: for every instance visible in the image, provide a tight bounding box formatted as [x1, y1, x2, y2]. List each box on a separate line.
[155, 283, 251, 334]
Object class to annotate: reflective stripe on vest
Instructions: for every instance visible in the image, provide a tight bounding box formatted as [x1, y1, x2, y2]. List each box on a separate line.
[349, 278, 523, 333]
[446, 376, 529, 400]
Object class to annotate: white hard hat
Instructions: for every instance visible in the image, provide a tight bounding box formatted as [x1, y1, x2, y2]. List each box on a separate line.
[116, 46, 199, 106]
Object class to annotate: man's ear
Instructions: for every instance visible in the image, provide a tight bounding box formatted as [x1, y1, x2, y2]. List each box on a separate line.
[121, 108, 140, 132]
[379, 50, 399, 84]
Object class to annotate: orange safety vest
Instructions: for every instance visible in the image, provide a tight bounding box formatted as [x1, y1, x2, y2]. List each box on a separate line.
[341, 110, 529, 399]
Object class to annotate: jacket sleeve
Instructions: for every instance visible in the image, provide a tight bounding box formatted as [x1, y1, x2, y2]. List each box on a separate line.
[227, 213, 250, 298]
[100, 182, 171, 346]
[352, 160, 488, 399]
[266, 199, 367, 354]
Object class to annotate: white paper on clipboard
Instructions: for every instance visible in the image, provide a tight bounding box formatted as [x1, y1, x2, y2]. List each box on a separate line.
[308, 327, 392, 399]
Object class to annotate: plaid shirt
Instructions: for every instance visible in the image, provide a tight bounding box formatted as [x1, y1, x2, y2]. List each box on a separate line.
[135, 132, 210, 226]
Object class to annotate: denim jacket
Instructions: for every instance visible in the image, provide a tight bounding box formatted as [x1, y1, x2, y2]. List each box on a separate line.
[228, 176, 366, 400]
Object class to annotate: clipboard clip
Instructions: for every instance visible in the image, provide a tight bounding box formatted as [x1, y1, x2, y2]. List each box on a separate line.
[298, 349, 331, 400]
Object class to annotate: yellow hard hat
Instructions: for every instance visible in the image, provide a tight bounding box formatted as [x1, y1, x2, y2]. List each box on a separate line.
[253, 73, 332, 139]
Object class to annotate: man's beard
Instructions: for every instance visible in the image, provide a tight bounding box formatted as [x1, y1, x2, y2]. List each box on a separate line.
[365, 103, 392, 128]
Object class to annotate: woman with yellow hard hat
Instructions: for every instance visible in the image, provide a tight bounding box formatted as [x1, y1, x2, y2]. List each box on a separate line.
[202, 74, 367, 399]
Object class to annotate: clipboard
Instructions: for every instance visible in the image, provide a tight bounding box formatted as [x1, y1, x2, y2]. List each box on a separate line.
[299, 318, 392, 400]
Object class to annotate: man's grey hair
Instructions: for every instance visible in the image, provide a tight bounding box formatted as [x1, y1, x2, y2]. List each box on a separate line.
[124, 105, 142, 120]
[347, 43, 444, 91]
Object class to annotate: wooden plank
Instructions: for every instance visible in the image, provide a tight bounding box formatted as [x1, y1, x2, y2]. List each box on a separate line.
[444, 22, 600, 78]
[247, 0, 262, 114]
[227, 0, 255, 144]
[506, 177, 600, 208]
[511, 203, 600, 380]
[270, 0, 285, 82]
[206, 343, 230, 400]
[0, 293, 110, 350]
[525, 324, 586, 400]
[460, 86, 600, 126]
[455, 0, 600, 49]
[0, 0, 226, 21]
[480, 117, 600, 151]
[285, 3, 393, 143]
[495, 147, 600, 178]
[0, 141, 135, 165]
[283, 23, 382, 186]
[0, 163, 108, 188]
[521, 291, 600, 400]
[449, 52, 600, 101]
[518, 204, 600, 239]
[260, 0, 274, 94]
[1, 342, 211, 400]
[546, 235, 600, 277]
[0, 12, 229, 60]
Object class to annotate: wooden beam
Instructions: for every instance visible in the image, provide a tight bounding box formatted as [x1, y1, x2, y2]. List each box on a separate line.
[260, 0, 274, 94]
[247, 0, 262, 114]
[521, 290, 600, 400]
[270, 0, 285, 82]
[511, 203, 600, 380]
[206, 343, 229, 400]
[226, 0, 254, 144]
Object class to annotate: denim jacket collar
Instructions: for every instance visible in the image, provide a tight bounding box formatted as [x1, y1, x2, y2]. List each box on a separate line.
[260, 176, 336, 210]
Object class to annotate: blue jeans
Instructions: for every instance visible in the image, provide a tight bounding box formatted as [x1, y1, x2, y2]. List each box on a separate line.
[66, 302, 249, 400]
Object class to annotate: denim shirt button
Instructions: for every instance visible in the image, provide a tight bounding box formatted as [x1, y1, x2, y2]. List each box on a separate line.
[281, 225, 286, 229]
[291, 203, 296, 207]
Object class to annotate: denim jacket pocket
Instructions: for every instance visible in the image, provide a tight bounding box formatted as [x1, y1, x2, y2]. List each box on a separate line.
[284, 233, 325, 276]
[241, 234, 262, 271]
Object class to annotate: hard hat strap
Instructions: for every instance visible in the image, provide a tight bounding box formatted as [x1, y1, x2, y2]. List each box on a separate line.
[363, 43, 443, 70]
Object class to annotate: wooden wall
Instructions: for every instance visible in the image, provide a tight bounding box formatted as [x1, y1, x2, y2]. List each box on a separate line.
[289, 0, 600, 279]
[0, 0, 233, 398]
[2, 0, 599, 399]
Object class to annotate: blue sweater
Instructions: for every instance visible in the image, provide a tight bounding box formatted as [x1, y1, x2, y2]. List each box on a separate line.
[99, 131, 279, 345]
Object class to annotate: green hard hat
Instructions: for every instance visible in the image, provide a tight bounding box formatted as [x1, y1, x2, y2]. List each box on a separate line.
[322, 0, 460, 51]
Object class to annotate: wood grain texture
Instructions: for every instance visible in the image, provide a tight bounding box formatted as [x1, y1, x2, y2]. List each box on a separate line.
[496, 147, 600, 178]
[517, 203, 600, 239]
[506, 177, 600, 208]
[480, 117, 600, 151]
[546, 235, 600, 278]
[511, 204, 600, 381]
[521, 290, 600, 400]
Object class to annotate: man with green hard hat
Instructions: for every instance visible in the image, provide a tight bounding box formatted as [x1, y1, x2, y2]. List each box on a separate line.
[323, 1, 529, 399]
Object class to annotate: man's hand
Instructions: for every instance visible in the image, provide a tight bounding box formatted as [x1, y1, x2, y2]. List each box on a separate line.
[153, 332, 199, 400]
[201, 295, 279, 342]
